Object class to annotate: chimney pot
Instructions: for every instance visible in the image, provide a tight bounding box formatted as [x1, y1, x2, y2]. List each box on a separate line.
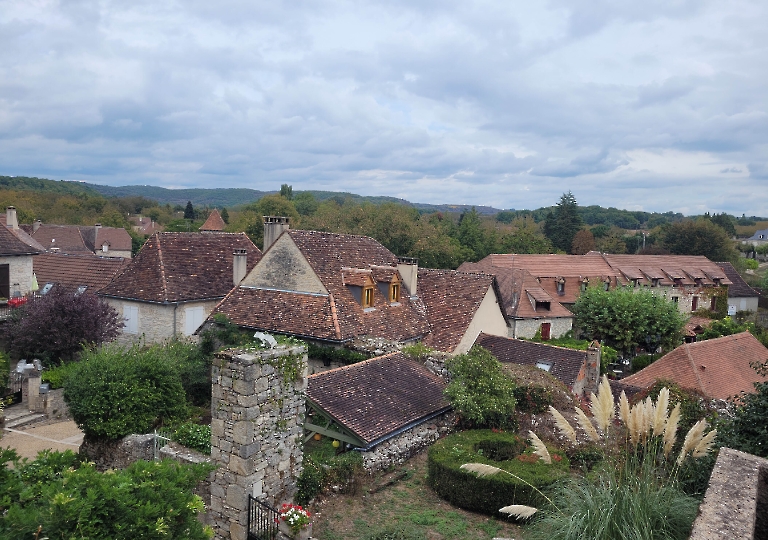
[6, 206, 18, 230]
[397, 257, 419, 298]
[33, 219, 41, 232]
[262, 216, 290, 251]
[233, 249, 248, 287]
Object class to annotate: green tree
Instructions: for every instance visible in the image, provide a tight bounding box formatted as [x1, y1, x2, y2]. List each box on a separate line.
[294, 192, 319, 216]
[660, 219, 739, 263]
[228, 194, 299, 248]
[544, 192, 584, 253]
[280, 183, 294, 200]
[708, 213, 736, 237]
[499, 216, 552, 254]
[717, 360, 768, 457]
[571, 229, 596, 255]
[457, 208, 490, 261]
[444, 346, 517, 429]
[572, 286, 685, 356]
[64, 344, 188, 440]
[220, 207, 229, 224]
[183, 201, 195, 220]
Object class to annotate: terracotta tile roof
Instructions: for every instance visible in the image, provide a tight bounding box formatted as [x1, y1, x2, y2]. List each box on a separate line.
[459, 262, 573, 319]
[418, 268, 499, 353]
[0, 224, 41, 256]
[306, 352, 449, 446]
[716, 262, 759, 298]
[620, 332, 768, 399]
[200, 209, 226, 232]
[33, 252, 128, 292]
[84, 226, 132, 253]
[475, 333, 587, 387]
[603, 254, 731, 287]
[477, 252, 619, 303]
[2, 225, 45, 251]
[30, 224, 91, 253]
[99, 232, 261, 303]
[685, 316, 713, 338]
[131, 216, 163, 235]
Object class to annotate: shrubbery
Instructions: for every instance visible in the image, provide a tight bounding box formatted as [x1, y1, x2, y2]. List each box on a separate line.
[64, 344, 188, 440]
[171, 423, 212, 455]
[295, 440, 363, 506]
[0, 448, 213, 539]
[427, 430, 569, 515]
[307, 343, 369, 366]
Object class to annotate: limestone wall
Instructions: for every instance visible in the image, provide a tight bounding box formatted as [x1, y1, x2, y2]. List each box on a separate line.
[209, 345, 307, 540]
[104, 298, 218, 345]
[360, 411, 455, 472]
[512, 317, 573, 340]
[0, 255, 34, 297]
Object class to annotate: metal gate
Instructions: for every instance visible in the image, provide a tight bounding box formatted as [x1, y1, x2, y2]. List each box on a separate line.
[3, 372, 23, 406]
[247, 495, 279, 540]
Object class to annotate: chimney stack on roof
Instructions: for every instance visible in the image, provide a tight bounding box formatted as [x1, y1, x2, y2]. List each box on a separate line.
[6, 206, 18, 230]
[397, 257, 419, 298]
[262, 216, 290, 252]
[33, 219, 41, 233]
[233, 249, 248, 287]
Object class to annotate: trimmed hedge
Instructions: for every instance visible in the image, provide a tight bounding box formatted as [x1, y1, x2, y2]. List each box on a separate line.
[427, 430, 569, 515]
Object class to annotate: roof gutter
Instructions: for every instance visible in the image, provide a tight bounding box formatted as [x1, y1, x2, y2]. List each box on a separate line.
[353, 405, 453, 452]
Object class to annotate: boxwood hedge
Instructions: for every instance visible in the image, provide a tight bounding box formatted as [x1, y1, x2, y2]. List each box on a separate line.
[427, 430, 569, 516]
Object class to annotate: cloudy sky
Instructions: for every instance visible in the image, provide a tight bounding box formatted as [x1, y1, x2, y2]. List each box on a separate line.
[1, 1, 766, 215]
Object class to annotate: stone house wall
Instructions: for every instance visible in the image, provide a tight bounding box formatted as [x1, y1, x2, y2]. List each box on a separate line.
[104, 298, 218, 345]
[0, 254, 34, 298]
[360, 411, 456, 472]
[511, 317, 573, 340]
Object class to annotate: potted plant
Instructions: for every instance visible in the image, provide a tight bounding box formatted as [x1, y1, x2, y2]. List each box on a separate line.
[277, 503, 312, 539]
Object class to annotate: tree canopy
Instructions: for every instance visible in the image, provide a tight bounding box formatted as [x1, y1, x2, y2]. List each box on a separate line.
[544, 192, 584, 253]
[572, 286, 685, 356]
[659, 219, 739, 263]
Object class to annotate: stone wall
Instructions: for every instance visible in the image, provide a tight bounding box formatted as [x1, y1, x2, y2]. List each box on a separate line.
[209, 345, 307, 540]
[360, 411, 456, 472]
[80, 434, 156, 470]
[512, 317, 573, 340]
[0, 255, 34, 298]
[105, 299, 217, 345]
[690, 447, 768, 540]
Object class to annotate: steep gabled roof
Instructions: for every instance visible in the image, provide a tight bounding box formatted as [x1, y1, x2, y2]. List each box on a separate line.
[306, 352, 449, 446]
[199, 209, 227, 232]
[29, 224, 91, 253]
[81, 226, 132, 253]
[418, 268, 500, 353]
[459, 261, 573, 319]
[747, 228, 768, 241]
[475, 333, 588, 387]
[99, 232, 261, 303]
[716, 262, 760, 298]
[620, 332, 768, 399]
[34, 252, 128, 292]
[0, 224, 41, 256]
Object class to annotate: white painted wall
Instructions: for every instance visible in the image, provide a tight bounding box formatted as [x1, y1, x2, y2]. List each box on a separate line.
[453, 286, 509, 355]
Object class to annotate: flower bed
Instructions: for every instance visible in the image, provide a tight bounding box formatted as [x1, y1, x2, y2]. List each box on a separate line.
[427, 430, 569, 516]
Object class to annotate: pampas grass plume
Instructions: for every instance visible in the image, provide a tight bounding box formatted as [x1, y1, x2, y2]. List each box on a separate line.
[528, 430, 552, 464]
[663, 403, 681, 457]
[499, 505, 538, 519]
[575, 407, 600, 442]
[590, 375, 615, 433]
[677, 419, 708, 465]
[652, 387, 670, 436]
[693, 429, 717, 458]
[460, 463, 503, 477]
[618, 390, 631, 427]
[549, 406, 577, 444]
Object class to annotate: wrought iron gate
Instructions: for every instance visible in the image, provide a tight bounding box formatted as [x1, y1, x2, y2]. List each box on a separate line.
[247, 495, 279, 540]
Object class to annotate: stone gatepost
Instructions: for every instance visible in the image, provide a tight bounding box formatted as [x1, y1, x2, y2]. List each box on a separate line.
[209, 345, 307, 540]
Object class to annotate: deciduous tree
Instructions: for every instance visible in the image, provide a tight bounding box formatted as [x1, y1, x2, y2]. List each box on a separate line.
[660, 219, 739, 263]
[571, 229, 596, 255]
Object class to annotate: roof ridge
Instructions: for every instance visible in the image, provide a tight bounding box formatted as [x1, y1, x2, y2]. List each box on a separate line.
[329, 293, 342, 340]
[685, 342, 707, 395]
[156, 234, 169, 302]
[479, 333, 589, 355]
[308, 351, 403, 379]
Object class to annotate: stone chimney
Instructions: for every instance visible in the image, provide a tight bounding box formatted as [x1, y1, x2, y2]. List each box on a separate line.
[262, 216, 289, 251]
[397, 257, 419, 298]
[33, 219, 42, 232]
[6, 206, 18, 230]
[233, 249, 248, 287]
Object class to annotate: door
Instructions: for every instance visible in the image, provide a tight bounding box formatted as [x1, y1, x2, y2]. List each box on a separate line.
[0, 264, 8, 299]
[541, 322, 551, 341]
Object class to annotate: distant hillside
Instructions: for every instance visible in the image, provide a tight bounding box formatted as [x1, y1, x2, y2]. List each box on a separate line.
[0, 176, 99, 196]
[88, 184, 272, 208]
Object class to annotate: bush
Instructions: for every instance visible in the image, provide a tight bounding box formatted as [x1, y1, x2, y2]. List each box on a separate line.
[630, 353, 663, 373]
[427, 430, 569, 515]
[295, 439, 364, 505]
[513, 385, 553, 414]
[307, 343, 369, 366]
[1, 288, 122, 365]
[40, 362, 80, 389]
[64, 344, 188, 440]
[0, 449, 213, 539]
[717, 360, 768, 458]
[171, 423, 212, 455]
[445, 346, 517, 429]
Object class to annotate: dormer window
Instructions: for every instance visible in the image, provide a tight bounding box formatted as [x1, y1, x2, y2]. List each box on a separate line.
[603, 278, 610, 291]
[76, 285, 88, 296]
[390, 283, 400, 303]
[673, 278, 682, 287]
[363, 285, 374, 308]
[102, 243, 109, 253]
[556, 278, 565, 295]
[580, 279, 588, 293]
[651, 278, 660, 287]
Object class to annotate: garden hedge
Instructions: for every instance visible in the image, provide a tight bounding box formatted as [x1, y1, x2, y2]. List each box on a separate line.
[427, 430, 569, 515]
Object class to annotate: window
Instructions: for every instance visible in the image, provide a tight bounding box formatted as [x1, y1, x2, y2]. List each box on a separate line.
[710, 296, 717, 311]
[651, 278, 660, 287]
[691, 296, 699, 311]
[102, 243, 109, 253]
[76, 285, 88, 296]
[604, 279, 610, 291]
[390, 283, 400, 303]
[184, 306, 205, 335]
[672, 296, 679, 304]
[536, 362, 552, 372]
[363, 286, 374, 308]
[124, 305, 139, 334]
[0, 264, 9, 299]
[580, 280, 587, 293]
[41, 283, 54, 295]
[556, 279, 565, 295]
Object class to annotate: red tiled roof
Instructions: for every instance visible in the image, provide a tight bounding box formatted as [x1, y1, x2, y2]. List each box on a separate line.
[684, 316, 713, 337]
[200, 209, 226, 232]
[475, 333, 588, 387]
[620, 332, 768, 399]
[33, 252, 128, 292]
[30, 224, 91, 253]
[717, 262, 760, 298]
[418, 268, 499, 353]
[306, 352, 449, 445]
[99, 232, 261, 303]
[603, 254, 731, 287]
[0, 224, 41, 256]
[85, 226, 132, 252]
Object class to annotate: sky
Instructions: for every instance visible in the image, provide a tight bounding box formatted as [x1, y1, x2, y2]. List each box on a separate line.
[1, 1, 767, 215]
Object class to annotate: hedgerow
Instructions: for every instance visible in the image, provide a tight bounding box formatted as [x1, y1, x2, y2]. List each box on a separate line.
[427, 430, 569, 515]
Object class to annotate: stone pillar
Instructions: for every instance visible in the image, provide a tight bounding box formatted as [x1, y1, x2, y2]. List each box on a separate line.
[209, 345, 307, 540]
[27, 372, 42, 412]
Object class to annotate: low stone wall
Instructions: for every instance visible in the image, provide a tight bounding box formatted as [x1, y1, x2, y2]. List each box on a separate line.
[360, 411, 456, 472]
[80, 434, 156, 470]
[690, 447, 768, 540]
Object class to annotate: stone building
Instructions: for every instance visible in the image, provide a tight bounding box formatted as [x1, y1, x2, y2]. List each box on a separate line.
[25, 222, 133, 258]
[99, 232, 261, 343]
[0, 212, 40, 300]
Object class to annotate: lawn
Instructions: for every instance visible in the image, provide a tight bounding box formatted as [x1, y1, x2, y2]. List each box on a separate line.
[310, 450, 523, 540]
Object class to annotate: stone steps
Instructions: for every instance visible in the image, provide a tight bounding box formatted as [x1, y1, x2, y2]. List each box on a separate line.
[2, 403, 48, 429]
